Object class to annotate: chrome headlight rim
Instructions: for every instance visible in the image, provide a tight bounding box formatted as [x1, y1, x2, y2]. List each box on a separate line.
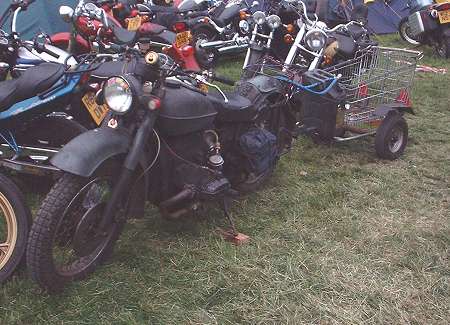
[253, 11, 266, 26]
[266, 14, 281, 30]
[239, 20, 250, 34]
[104, 76, 134, 115]
[305, 29, 327, 52]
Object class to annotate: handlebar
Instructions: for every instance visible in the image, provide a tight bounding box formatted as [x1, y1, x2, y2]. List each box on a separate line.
[212, 74, 235, 86]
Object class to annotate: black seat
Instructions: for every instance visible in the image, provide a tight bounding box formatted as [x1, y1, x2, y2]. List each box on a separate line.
[208, 91, 257, 122]
[347, 24, 367, 40]
[0, 63, 65, 112]
[111, 24, 138, 45]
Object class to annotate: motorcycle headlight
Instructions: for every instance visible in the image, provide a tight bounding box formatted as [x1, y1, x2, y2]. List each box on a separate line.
[253, 11, 266, 26]
[104, 77, 133, 115]
[266, 15, 281, 30]
[239, 20, 250, 34]
[305, 29, 327, 52]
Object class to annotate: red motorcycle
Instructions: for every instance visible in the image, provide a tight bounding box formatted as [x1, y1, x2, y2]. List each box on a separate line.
[50, 0, 200, 71]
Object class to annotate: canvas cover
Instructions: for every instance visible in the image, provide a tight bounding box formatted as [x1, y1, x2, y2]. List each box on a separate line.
[0, 0, 77, 40]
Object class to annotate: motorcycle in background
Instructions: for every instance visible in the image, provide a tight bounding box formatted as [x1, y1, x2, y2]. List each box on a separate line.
[52, 0, 201, 70]
[399, 0, 450, 58]
[0, 0, 77, 80]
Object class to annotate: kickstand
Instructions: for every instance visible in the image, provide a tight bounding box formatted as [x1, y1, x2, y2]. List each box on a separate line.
[217, 196, 250, 245]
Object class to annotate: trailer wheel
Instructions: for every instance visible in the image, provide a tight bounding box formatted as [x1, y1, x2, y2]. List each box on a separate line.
[375, 113, 408, 160]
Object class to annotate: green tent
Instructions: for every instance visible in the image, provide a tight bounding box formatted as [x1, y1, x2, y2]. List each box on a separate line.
[0, 0, 77, 40]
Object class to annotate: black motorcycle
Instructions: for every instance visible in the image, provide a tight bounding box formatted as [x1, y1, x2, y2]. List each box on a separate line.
[27, 51, 295, 292]
[399, 0, 450, 58]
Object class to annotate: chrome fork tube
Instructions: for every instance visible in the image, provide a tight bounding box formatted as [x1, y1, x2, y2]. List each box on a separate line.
[243, 24, 259, 69]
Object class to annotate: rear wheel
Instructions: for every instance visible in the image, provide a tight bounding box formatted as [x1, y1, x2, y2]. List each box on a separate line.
[27, 162, 125, 293]
[0, 174, 31, 283]
[399, 17, 421, 46]
[375, 113, 408, 160]
[193, 29, 218, 69]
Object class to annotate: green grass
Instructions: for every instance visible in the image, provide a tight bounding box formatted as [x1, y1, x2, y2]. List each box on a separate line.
[1, 35, 449, 324]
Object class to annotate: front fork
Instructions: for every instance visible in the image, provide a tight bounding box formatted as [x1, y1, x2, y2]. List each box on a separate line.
[99, 112, 156, 230]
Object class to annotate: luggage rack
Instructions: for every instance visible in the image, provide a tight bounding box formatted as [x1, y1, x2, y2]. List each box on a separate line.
[323, 46, 423, 137]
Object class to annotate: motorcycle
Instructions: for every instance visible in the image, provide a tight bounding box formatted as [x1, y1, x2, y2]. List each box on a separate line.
[0, 60, 87, 284]
[26, 51, 295, 292]
[52, 0, 201, 70]
[399, 0, 450, 58]
[0, 0, 77, 80]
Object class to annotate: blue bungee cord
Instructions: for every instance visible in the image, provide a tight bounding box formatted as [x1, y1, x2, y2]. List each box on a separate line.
[275, 75, 338, 96]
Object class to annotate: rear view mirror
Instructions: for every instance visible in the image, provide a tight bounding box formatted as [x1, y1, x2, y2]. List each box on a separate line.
[59, 6, 74, 23]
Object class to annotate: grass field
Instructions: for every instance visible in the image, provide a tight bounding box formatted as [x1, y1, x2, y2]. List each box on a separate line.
[1, 35, 449, 324]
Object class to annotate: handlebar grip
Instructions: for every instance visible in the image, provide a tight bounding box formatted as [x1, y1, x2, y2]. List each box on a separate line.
[41, 46, 60, 59]
[213, 74, 235, 86]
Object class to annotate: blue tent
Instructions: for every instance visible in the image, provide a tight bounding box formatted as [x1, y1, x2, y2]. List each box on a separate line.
[0, 0, 77, 40]
[354, 0, 408, 34]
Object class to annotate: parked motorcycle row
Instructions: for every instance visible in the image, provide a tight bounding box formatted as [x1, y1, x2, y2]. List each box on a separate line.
[0, 0, 423, 293]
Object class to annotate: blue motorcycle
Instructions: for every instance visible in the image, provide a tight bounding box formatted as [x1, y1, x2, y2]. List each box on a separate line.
[0, 50, 118, 283]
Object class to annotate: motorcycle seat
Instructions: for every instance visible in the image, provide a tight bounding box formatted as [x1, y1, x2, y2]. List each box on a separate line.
[111, 25, 138, 45]
[208, 91, 257, 122]
[0, 63, 65, 112]
[346, 24, 367, 40]
[139, 22, 166, 36]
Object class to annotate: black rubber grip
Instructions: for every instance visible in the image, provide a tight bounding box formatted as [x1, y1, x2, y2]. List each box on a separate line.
[42, 46, 60, 59]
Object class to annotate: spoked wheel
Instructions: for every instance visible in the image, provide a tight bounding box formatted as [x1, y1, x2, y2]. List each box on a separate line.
[375, 113, 409, 160]
[0, 174, 31, 283]
[399, 17, 421, 46]
[27, 162, 125, 293]
[194, 31, 218, 69]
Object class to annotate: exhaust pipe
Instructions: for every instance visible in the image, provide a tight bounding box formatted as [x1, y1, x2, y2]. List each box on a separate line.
[218, 43, 249, 54]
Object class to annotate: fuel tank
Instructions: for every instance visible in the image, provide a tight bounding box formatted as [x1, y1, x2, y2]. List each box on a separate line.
[158, 80, 218, 136]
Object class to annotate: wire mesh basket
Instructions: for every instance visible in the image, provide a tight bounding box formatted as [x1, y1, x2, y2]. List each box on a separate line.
[324, 46, 422, 131]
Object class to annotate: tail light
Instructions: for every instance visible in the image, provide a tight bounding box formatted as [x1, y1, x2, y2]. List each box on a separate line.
[174, 22, 187, 33]
[181, 45, 194, 57]
[396, 89, 411, 107]
[357, 83, 368, 98]
[283, 34, 293, 44]
[148, 96, 161, 110]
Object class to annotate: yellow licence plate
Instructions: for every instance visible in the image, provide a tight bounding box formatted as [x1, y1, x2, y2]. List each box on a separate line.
[127, 16, 142, 31]
[175, 31, 191, 48]
[82, 93, 109, 126]
[438, 10, 450, 24]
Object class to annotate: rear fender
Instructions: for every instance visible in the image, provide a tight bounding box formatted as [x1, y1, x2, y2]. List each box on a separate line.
[374, 103, 415, 116]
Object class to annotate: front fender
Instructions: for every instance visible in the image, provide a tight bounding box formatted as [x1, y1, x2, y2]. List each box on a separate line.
[50, 33, 90, 53]
[51, 127, 131, 177]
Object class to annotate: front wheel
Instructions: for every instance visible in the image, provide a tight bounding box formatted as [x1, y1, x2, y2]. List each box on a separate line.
[27, 165, 125, 293]
[375, 113, 408, 160]
[399, 17, 421, 46]
[0, 174, 31, 283]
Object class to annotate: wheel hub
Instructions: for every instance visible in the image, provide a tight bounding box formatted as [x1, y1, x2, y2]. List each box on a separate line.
[72, 202, 109, 257]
